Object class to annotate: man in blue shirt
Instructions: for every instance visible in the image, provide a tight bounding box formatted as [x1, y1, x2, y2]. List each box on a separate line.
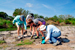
[39, 25, 61, 46]
[13, 15, 27, 39]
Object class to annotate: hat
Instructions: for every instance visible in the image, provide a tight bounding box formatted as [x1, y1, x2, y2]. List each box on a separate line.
[21, 15, 25, 21]
[40, 25, 46, 31]
[29, 14, 32, 17]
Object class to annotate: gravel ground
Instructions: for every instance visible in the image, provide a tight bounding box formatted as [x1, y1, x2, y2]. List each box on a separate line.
[0, 26, 75, 50]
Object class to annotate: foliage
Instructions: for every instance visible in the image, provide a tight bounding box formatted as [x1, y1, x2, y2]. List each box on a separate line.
[0, 12, 8, 18]
[44, 17, 49, 21]
[65, 20, 71, 24]
[34, 14, 39, 19]
[13, 8, 30, 17]
[16, 40, 34, 46]
[39, 15, 44, 19]
[0, 40, 6, 44]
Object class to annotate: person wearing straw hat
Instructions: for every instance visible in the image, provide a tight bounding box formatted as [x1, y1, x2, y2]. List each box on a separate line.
[13, 15, 27, 39]
[39, 25, 61, 46]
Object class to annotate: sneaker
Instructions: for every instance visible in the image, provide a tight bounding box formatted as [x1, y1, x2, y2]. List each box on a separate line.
[23, 31, 27, 35]
[21, 35, 24, 38]
[53, 41, 60, 46]
[31, 35, 33, 39]
[18, 36, 21, 39]
[35, 36, 39, 39]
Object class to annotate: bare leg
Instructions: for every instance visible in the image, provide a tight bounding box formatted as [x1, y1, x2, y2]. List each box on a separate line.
[21, 27, 23, 35]
[40, 31, 45, 37]
[30, 25, 32, 32]
[17, 27, 20, 36]
[36, 30, 39, 37]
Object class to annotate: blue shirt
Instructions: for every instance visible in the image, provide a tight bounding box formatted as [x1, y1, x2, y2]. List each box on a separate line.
[13, 15, 27, 30]
[46, 25, 60, 39]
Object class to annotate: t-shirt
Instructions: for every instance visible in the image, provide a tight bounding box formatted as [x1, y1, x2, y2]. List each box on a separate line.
[26, 14, 34, 21]
[13, 15, 27, 30]
[33, 18, 45, 25]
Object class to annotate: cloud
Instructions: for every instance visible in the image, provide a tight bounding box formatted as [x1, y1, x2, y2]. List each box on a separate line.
[42, 4, 56, 12]
[42, 4, 51, 9]
[25, 3, 33, 7]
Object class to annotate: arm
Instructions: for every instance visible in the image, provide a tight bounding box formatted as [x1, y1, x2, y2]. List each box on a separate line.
[32, 26, 35, 36]
[12, 15, 20, 24]
[13, 17, 18, 24]
[24, 18, 27, 30]
[41, 29, 52, 44]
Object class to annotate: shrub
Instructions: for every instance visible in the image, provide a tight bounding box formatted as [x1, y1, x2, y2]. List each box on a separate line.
[0, 40, 6, 44]
[65, 20, 71, 24]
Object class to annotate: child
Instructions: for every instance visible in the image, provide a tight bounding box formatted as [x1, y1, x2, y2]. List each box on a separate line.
[27, 18, 46, 39]
[13, 15, 27, 39]
[26, 13, 34, 33]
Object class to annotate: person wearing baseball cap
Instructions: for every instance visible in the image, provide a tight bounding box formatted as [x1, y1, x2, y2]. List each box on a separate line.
[26, 13, 34, 34]
[39, 25, 61, 46]
[13, 15, 27, 39]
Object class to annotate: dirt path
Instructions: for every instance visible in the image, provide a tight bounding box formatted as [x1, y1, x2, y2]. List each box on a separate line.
[0, 26, 75, 50]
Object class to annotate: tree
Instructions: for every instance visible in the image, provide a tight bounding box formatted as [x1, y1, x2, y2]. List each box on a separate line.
[39, 15, 44, 19]
[13, 8, 30, 17]
[44, 17, 49, 21]
[34, 14, 39, 19]
[53, 15, 58, 22]
[0, 12, 8, 18]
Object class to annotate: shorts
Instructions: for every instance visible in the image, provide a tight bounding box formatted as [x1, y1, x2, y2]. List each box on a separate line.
[16, 23, 24, 28]
[42, 21, 46, 25]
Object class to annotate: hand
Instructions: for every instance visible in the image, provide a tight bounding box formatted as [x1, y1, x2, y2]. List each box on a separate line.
[41, 39, 45, 44]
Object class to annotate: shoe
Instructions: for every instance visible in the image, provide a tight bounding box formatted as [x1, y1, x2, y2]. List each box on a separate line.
[35, 36, 39, 39]
[18, 36, 21, 39]
[53, 40, 60, 46]
[21, 35, 24, 38]
[42, 37, 45, 40]
[23, 31, 27, 35]
[31, 35, 33, 39]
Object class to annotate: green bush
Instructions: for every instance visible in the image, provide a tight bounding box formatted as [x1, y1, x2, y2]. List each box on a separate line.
[70, 21, 75, 25]
[65, 20, 71, 24]
[0, 40, 6, 44]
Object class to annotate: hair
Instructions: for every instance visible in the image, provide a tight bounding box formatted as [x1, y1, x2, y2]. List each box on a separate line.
[29, 13, 34, 17]
[28, 19, 33, 24]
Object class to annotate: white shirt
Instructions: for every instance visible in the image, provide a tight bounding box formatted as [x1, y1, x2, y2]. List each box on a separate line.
[46, 25, 60, 39]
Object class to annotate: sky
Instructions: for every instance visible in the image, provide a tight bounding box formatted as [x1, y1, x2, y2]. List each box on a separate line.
[0, 0, 75, 17]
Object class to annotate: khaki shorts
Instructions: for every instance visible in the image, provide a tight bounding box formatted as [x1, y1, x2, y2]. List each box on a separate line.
[16, 23, 24, 28]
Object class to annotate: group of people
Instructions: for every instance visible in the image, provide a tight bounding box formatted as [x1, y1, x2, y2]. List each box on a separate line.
[13, 13, 61, 46]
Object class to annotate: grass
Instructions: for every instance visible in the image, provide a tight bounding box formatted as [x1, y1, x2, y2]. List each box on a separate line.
[16, 39, 35, 46]
[0, 40, 6, 44]
[0, 47, 3, 49]
[0, 28, 17, 31]
[0, 27, 30, 31]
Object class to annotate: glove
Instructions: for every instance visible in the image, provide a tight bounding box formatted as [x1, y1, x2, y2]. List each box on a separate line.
[41, 39, 45, 44]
